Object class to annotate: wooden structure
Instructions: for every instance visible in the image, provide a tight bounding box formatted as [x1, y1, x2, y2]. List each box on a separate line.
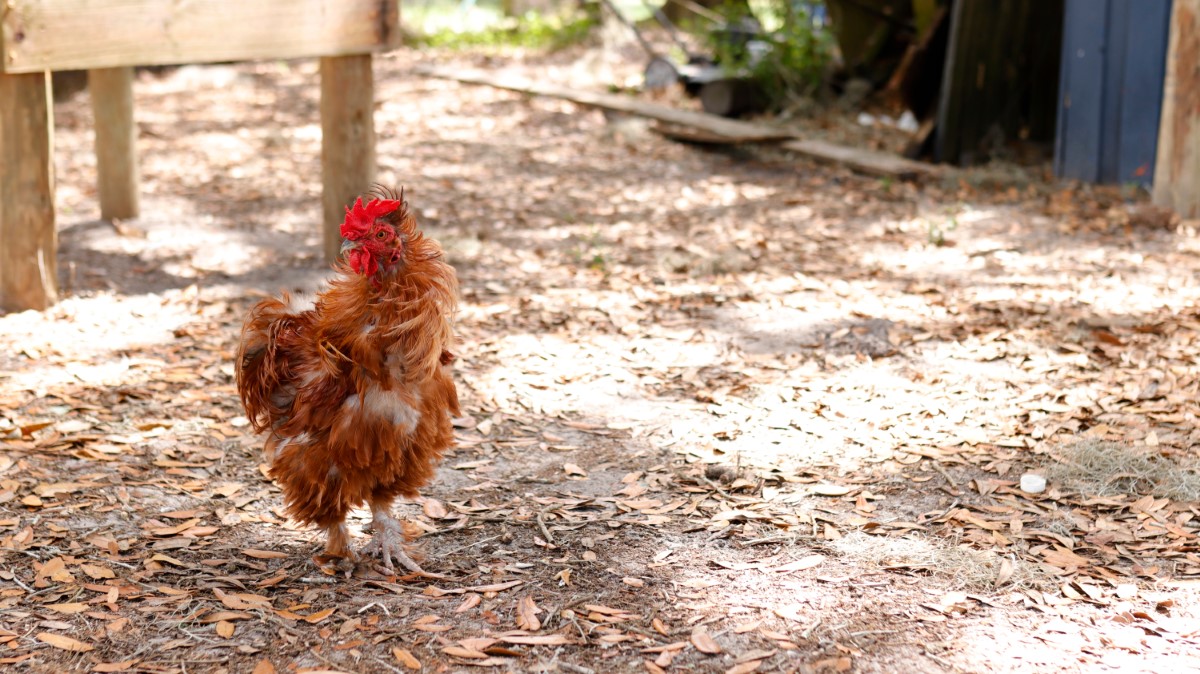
[415, 65, 940, 179]
[1154, 0, 1200, 218]
[934, 0, 1064, 165]
[0, 0, 400, 312]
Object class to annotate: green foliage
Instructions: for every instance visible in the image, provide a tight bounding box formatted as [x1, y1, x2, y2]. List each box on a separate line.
[416, 11, 596, 51]
[570, 228, 609, 273]
[708, 1, 833, 111]
[927, 213, 958, 246]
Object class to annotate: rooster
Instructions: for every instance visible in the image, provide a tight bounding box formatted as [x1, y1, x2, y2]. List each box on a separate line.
[236, 188, 459, 573]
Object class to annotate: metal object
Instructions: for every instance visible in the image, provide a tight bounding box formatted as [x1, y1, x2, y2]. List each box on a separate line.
[595, 0, 769, 117]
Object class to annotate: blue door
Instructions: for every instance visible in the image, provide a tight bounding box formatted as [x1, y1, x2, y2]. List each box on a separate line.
[1055, 0, 1172, 185]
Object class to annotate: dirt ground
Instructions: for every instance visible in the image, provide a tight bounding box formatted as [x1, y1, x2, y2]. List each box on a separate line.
[2, 46, 1200, 674]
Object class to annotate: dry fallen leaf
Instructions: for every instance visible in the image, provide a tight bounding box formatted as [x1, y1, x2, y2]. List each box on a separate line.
[814, 656, 853, 672]
[215, 620, 235, 638]
[770, 555, 825, 573]
[79, 563, 115, 580]
[516, 595, 542, 631]
[37, 557, 75, 583]
[498, 634, 573, 645]
[304, 607, 336, 624]
[393, 647, 422, 670]
[456, 593, 482, 613]
[810, 484, 852, 496]
[242, 549, 288, 559]
[996, 558, 1015, 586]
[423, 498, 448, 519]
[443, 645, 487, 659]
[726, 661, 763, 674]
[44, 602, 89, 614]
[199, 611, 253, 623]
[37, 632, 94, 652]
[459, 637, 498, 652]
[1043, 546, 1091, 570]
[250, 660, 276, 674]
[691, 626, 722, 655]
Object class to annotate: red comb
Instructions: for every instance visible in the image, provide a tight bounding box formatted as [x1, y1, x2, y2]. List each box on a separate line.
[340, 197, 401, 239]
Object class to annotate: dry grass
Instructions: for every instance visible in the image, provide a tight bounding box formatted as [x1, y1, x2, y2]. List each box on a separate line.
[827, 532, 1048, 592]
[1045, 439, 1200, 501]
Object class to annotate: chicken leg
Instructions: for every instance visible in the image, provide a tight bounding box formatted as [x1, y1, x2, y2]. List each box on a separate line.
[361, 500, 423, 574]
[313, 521, 359, 574]
[322, 521, 353, 559]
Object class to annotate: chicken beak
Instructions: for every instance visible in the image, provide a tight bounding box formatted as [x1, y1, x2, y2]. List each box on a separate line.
[339, 239, 357, 257]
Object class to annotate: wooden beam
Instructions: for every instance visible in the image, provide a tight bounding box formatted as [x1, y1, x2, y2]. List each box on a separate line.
[1, 0, 399, 73]
[781, 139, 939, 180]
[89, 67, 140, 221]
[0, 71, 56, 312]
[416, 65, 938, 179]
[320, 54, 376, 264]
[1153, 0, 1200, 217]
[413, 65, 794, 143]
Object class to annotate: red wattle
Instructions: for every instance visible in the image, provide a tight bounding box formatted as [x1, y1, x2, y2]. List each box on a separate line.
[347, 248, 377, 276]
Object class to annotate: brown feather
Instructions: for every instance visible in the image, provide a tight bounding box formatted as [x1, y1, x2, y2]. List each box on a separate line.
[235, 199, 460, 540]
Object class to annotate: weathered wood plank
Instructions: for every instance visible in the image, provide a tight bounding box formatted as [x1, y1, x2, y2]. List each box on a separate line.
[416, 65, 937, 179]
[320, 55, 377, 264]
[1, 0, 399, 73]
[0, 71, 56, 312]
[1153, 0, 1200, 217]
[781, 139, 939, 179]
[413, 65, 794, 143]
[89, 67, 140, 221]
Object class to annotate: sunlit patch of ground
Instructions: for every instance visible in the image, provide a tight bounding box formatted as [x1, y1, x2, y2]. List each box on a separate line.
[1, 46, 1198, 673]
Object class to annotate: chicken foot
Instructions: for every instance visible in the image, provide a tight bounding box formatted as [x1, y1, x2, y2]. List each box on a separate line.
[361, 502, 423, 574]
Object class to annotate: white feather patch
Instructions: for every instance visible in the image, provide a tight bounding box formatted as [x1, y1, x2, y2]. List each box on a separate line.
[364, 386, 421, 433]
[338, 388, 420, 434]
[274, 431, 312, 459]
[284, 293, 315, 314]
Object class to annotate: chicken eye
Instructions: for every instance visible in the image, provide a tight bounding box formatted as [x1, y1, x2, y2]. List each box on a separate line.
[375, 230, 387, 240]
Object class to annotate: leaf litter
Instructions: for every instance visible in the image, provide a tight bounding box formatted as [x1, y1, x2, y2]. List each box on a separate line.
[0, 45, 1198, 674]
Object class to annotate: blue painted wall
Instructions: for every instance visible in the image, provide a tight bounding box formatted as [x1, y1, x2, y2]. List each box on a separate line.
[1055, 0, 1172, 185]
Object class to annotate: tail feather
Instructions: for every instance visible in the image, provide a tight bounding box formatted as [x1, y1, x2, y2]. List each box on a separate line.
[236, 293, 310, 433]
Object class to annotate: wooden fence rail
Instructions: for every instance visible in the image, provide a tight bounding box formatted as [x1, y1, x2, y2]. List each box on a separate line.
[0, 0, 399, 312]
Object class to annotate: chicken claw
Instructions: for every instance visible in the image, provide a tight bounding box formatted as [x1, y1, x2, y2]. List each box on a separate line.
[361, 508, 423, 574]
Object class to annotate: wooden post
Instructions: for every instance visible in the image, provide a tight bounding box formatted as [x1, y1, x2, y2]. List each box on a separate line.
[1153, 0, 1200, 218]
[0, 71, 57, 312]
[89, 67, 140, 220]
[320, 54, 376, 263]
